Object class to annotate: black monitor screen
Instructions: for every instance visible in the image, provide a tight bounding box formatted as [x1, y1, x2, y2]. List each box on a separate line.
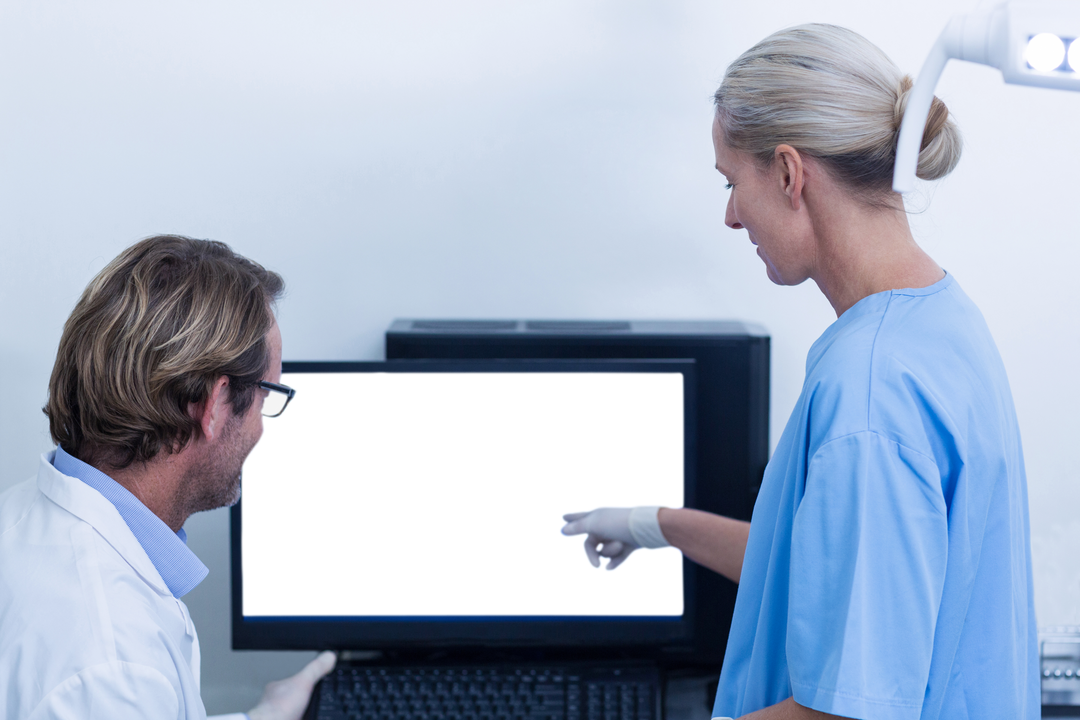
[231, 359, 696, 652]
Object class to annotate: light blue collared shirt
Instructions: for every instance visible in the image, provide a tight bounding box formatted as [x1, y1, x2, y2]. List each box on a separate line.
[53, 445, 209, 598]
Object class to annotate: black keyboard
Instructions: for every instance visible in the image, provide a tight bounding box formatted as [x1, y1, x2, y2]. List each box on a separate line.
[306, 664, 660, 720]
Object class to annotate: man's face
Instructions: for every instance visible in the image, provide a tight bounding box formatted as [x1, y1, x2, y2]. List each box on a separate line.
[185, 319, 282, 514]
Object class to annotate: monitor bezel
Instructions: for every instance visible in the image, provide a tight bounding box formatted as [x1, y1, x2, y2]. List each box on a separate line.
[231, 358, 697, 653]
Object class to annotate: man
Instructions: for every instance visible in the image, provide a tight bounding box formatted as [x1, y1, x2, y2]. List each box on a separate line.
[0, 235, 334, 719]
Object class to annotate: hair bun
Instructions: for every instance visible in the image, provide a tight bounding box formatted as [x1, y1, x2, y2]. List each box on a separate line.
[893, 75, 948, 147]
[893, 75, 914, 132]
[894, 74, 962, 180]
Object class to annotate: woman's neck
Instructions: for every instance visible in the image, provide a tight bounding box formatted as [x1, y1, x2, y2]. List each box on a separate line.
[807, 191, 944, 317]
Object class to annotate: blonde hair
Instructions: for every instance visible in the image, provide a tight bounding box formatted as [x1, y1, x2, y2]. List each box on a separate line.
[714, 24, 962, 196]
[45, 235, 285, 469]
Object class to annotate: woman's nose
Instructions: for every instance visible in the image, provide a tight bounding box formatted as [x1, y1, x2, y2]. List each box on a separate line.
[725, 193, 742, 230]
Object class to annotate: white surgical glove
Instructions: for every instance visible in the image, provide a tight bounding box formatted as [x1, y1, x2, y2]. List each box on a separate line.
[246, 651, 337, 720]
[560, 507, 669, 570]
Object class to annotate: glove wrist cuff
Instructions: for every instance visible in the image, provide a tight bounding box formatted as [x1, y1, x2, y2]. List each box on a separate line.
[627, 506, 669, 549]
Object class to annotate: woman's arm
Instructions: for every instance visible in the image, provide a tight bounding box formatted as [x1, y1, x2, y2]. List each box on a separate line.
[736, 697, 850, 720]
[657, 507, 749, 583]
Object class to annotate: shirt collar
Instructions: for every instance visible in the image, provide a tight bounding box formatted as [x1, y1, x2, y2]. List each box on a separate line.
[52, 446, 209, 598]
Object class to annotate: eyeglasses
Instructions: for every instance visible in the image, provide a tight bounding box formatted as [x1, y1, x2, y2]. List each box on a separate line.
[257, 381, 295, 418]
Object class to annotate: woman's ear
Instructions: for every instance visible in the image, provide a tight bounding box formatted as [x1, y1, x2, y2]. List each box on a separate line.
[774, 144, 805, 212]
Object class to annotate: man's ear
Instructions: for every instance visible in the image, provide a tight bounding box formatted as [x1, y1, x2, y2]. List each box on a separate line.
[774, 144, 805, 212]
[193, 376, 231, 443]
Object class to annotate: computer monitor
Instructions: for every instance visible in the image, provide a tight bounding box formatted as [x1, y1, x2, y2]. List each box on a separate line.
[385, 320, 771, 667]
[231, 359, 697, 654]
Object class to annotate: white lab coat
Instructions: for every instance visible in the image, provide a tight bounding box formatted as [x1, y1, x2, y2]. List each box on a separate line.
[0, 453, 208, 720]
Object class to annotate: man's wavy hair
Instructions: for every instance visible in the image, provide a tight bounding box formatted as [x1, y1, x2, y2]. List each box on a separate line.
[44, 235, 285, 470]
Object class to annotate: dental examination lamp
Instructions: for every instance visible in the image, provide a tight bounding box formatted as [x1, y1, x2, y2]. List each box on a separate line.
[893, 1, 1080, 193]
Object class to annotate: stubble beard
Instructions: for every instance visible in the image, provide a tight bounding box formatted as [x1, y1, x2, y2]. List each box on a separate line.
[183, 412, 252, 516]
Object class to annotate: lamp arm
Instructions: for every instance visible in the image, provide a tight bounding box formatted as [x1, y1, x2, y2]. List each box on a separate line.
[892, 19, 962, 194]
[892, 1, 1080, 193]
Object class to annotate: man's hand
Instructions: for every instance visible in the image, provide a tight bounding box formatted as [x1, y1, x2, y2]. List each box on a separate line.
[247, 651, 337, 720]
[561, 507, 667, 570]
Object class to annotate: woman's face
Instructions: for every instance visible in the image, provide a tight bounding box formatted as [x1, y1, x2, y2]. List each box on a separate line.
[712, 116, 814, 286]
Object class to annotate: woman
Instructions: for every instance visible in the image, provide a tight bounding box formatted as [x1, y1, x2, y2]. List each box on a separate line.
[562, 24, 1038, 720]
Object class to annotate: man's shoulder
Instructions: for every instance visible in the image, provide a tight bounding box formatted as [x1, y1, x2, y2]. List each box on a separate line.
[0, 473, 137, 613]
[0, 476, 46, 536]
[0, 473, 196, 718]
[0, 467, 177, 627]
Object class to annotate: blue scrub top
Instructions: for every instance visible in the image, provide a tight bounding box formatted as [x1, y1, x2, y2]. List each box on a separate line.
[714, 274, 1038, 720]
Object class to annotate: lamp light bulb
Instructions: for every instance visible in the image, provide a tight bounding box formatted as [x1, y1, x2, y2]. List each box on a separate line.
[1026, 33, 1067, 71]
[1070, 38, 1079, 72]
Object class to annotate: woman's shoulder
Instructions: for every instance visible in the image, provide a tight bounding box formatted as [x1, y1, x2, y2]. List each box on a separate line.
[805, 277, 1014, 458]
[811, 275, 994, 382]
[872, 278, 1003, 384]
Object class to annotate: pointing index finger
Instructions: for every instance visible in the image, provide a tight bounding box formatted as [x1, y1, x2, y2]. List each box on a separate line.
[562, 511, 589, 522]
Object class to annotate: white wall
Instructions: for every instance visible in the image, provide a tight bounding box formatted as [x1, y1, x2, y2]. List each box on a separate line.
[1, 0, 1077, 713]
